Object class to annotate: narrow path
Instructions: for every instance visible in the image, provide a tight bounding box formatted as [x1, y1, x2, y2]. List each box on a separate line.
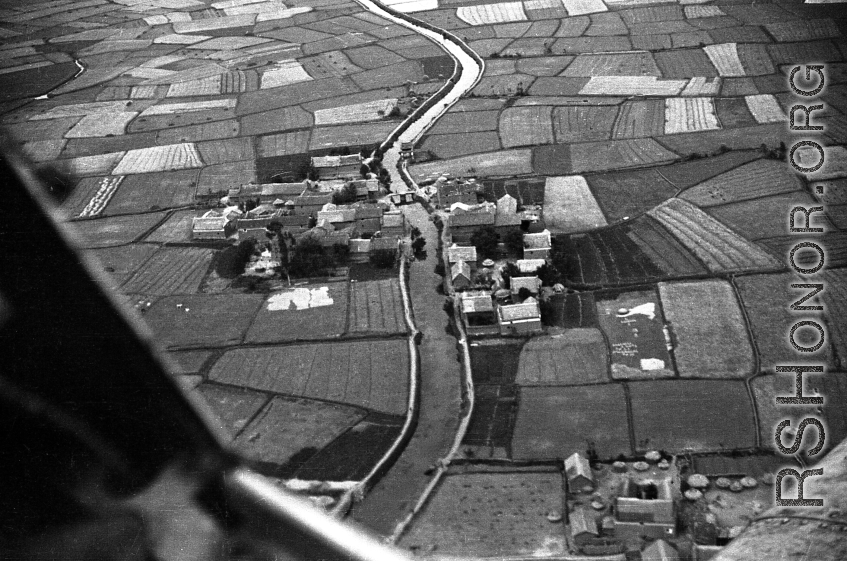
[350, 205, 462, 536]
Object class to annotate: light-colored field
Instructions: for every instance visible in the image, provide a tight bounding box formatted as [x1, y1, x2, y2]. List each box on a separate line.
[664, 97, 719, 134]
[704, 43, 745, 76]
[112, 143, 203, 175]
[313, 98, 398, 126]
[579, 75, 687, 96]
[647, 198, 781, 273]
[401, 472, 566, 557]
[139, 99, 236, 116]
[515, 329, 608, 385]
[260, 60, 313, 89]
[172, 14, 257, 34]
[409, 149, 534, 183]
[658, 280, 754, 379]
[684, 5, 724, 17]
[309, 121, 397, 150]
[208, 340, 409, 415]
[745, 94, 786, 124]
[77, 176, 124, 218]
[383, 0, 438, 12]
[166, 75, 223, 97]
[65, 112, 137, 138]
[562, 0, 607, 15]
[348, 279, 407, 335]
[121, 247, 214, 296]
[61, 152, 125, 176]
[499, 106, 554, 148]
[543, 175, 607, 233]
[457, 2, 528, 25]
[234, 396, 365, 467]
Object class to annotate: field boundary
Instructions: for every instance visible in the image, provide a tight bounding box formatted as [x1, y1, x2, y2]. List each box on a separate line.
[332, 255, 421, 517]
[387, 212, 475, 543]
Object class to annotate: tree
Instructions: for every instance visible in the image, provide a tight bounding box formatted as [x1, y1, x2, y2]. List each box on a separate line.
[504, 229, 524, 256]
[470, 226, 499, 259]
[517, 287, 532, 301]
[370, 248, 397, 268]
[536, 263, 561, 286]
[411, 226, 422, 239]
[234, 239, 257, 275]
[411, 236, 426, 256]
[360, 163, 370, 178]
[289, 237, 334, 277]
[500, 261, 521, 289]
[332, 182, 357, 205]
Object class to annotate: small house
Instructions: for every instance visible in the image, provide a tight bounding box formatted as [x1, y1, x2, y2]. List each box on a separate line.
[292, 193, 333, 217]
[460, 292, 498, 336]
[517, 259, 547, 274]
[381, 211, 408, 238]
[349, 178, 379, 201]
[311, 154, 363, 180]
[438, 179, 477, 207]
[642, 539, 680, 561]
[192, 211, 232, 240]
[349, 238, 371, 260]
[317, 206, 357, 229]
[495, 193, 522, 232]
[259, 182, 307, 204]
[564, 453, 595, 493]
[389, 192, 414, 205]
[510, 276, 541, 302]
[523, 229, 552, 260]
[225, 183, 262, 205]
[354, 204, 384, 238]
[449, 208, 496, 244]
[447, 244, 477, 266]
[498, 297, 542, 335]
[570, 507, 599, 548]
[613, 478, 676, 540]
[451, 260, 472, 290]
[692, 545, 723, 561]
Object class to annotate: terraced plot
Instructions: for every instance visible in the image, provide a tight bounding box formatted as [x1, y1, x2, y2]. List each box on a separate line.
[658, 280, 754, 379]
[515, 329, 609, 385]
[629, 380, 756, 452]
[585, 168, 675, 222]
[245, 284, 349, 343]
[611, 99, 665, 139]
[72, 212, 168, 248]
[706, 191, 822, 242]
[112, 143, 204, 175]
[196, 383, 271, 438]
[647, 198, 782, 273]
[121, 247, 214, 296]
[680, 159, 802, 207]
[457, 2, 528, 25]
[348, 279, 407, 335]
[664, 97, 719, 135]
[563, 52, 661, 77]
[75, 176, 124, 218]
[86, 244, 158, 287]
[106, 170, 199, 214]
[569, 138, 678, 174]
[208, 340, 409, 415]
[623, 216, 707, 278]
[409, 149, 534, 183]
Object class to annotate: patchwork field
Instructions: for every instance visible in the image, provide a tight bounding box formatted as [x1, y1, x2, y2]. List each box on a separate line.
[540, 292, 597, 329]
[647, 198, 782, 273]
[515, 329, 609, 385]
[402, 471, 565, 557]
[735, 273, 836, 372]
[706, 191, 823, 242]
[585, 168, 677, 222]
[196, 383, 271, 439]
[628, 380, 756, 452]
[208, 340, 409, 415]
[680, 159, 803, 207]
[86, 244, 158, 287]
[469, 339, 524, 385]
[245, 283, 349, 343]
[751, 371, 847, 459]
[348, 279, 407, 335]
[596, 289, 675, 380]
[512, 384, 631, 460]
[143, 294, 265, 348]
[543, 175, 607, 233]
[234, 396, 366, 477]
[658, 280, 755, 379]
[121, 247, 214, 296]
[72, 212, 169, 248]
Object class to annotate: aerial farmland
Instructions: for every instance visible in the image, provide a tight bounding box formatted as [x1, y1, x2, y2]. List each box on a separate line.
[2, 0, 846, 558]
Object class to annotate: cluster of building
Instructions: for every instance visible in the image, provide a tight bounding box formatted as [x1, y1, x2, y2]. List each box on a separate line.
[191, 154, 408, 261]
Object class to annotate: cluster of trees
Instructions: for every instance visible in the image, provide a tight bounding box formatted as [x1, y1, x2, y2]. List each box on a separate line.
[500, 260, 562, 289]
[331, 182, 358, 205]
[470, 226, 499, 259]
[410, 226, 426, 259]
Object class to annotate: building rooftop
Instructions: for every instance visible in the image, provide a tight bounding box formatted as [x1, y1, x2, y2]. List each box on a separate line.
[451, 260, 471, 281]
[461, 294, 494, 314]
[524, 229, 552, 249]
[499, 298, 540, 322]
[510, 276, 540, 294]
[448, 244, 477, 263]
